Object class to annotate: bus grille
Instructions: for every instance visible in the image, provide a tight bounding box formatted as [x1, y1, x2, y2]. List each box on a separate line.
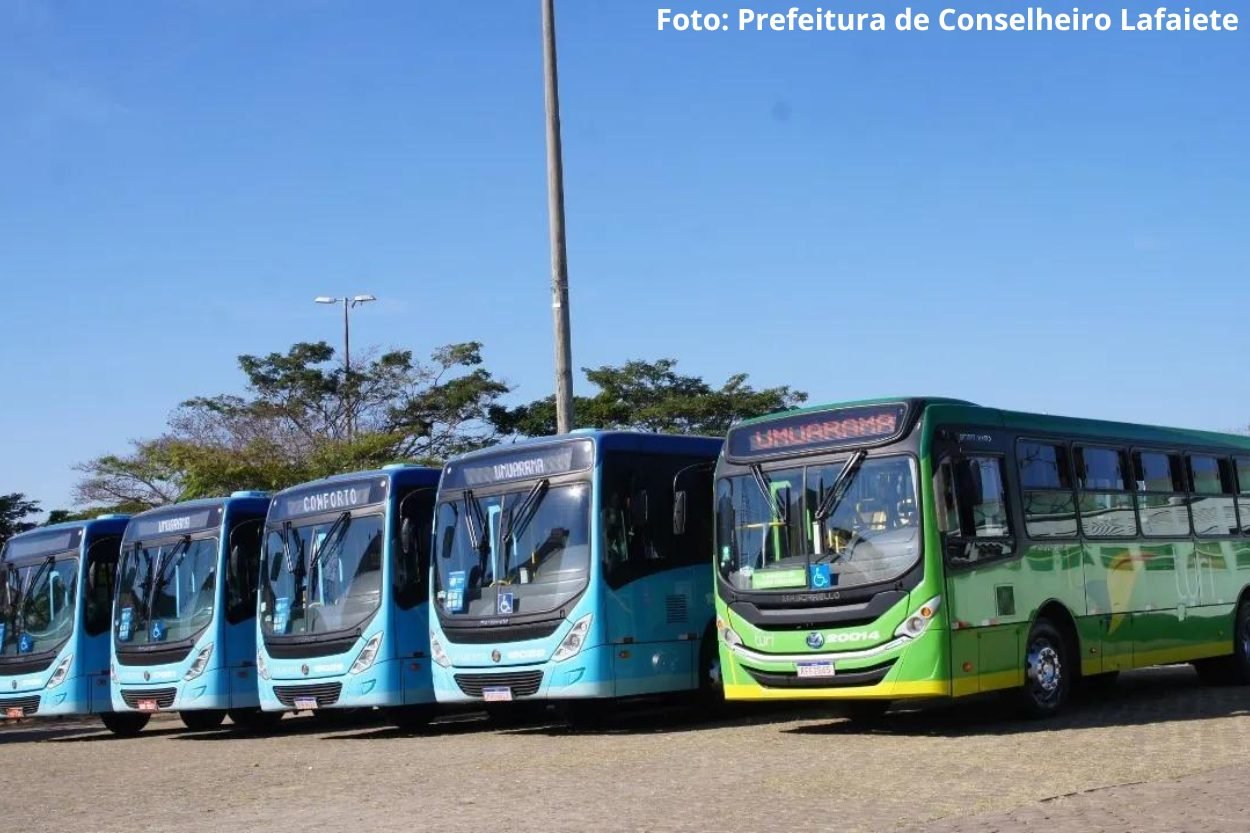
[120, 688, 177, 709]
[454, 671, 543, 698]
[0, 695, 41, 716]
[272, 683, 343, 708]
[743, 659, 896, 689]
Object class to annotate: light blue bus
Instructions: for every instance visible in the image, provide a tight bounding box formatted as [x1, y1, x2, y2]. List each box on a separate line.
[429, 431, 722, 724]
[0, 516, 130, 729]
[108, 492, 272, 735]
[257, 465, 440, 727]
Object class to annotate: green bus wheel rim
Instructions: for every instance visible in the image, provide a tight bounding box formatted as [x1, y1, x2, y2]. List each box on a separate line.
[1026, 638, 1062, 702]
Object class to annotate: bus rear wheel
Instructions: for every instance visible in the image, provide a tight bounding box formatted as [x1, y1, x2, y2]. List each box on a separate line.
[1013, 618, 1071, 719]
[228, 708, 284, 733]
[1195, 602, 1250, 686]
[180, 709, 227, 731]
[101, 711, 150, 737]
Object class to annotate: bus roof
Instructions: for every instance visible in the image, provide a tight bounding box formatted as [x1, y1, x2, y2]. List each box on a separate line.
[448, 430, 723, 466]
[125, 493, 270, 522]
[269, 465, 441, 499]
[741, 396, 1250, 453]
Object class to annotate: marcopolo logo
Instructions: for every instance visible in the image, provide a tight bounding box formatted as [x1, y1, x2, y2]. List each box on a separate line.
[806, 632, 825, 649]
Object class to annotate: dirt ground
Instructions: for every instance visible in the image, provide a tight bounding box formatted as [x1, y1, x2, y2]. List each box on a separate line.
[2, 665, 1249, 833]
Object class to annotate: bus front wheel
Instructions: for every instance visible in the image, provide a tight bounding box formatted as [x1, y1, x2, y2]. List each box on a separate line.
[101, 711, 150, 737]
[228, 708, 285, 733]
[1013, 618, 1071, 719]
[180, 709, 227, 731]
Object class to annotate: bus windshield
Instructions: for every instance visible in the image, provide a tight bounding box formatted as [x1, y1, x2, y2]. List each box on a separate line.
[115, 537, 218, 645]
[0, 555, 79, 657]
[433, 482, 590, 619]
[260, 513, 384, 638]
[716, 455, 921, 592]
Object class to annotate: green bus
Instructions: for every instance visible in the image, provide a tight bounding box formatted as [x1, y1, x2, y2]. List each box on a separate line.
[713, 397, 1250, 716]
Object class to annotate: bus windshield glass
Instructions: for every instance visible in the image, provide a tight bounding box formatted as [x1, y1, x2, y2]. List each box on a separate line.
[716, 455, 920, 592]
[260, 513, 384, 637]
[0, 555, 79, 657]
[115, 537, 218, 645]
[433, 482, 590, 619]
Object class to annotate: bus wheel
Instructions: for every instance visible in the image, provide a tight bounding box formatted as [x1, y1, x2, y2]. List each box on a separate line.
[697, 630, 724, 712]
[228, 708, 284, 733]
[100, 711, 150, 737]
[1014, 618, 1070, 718]
[389, 704, 436, 731]
[180, 709, 227, 731]
[1195, 602, 1250, 686]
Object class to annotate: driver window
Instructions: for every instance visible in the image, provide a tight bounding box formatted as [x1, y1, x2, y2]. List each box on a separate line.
[394, 488, 434, 610]
[945, 456, 1011, 538]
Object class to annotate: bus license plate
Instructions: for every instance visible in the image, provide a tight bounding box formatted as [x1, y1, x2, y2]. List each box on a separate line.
[482, 687, 513, 703]
[294, 697, 318, 711]
[796, 662, 836, 678]
[137, 699, 159, 712]
[5, 707, 23, 719]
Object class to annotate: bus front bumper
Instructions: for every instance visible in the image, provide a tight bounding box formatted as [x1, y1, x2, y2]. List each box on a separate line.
[432, 644, 614, 704]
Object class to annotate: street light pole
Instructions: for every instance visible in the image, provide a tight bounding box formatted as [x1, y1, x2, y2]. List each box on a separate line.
[541, 0, 575, 434]
[315, 294, 376, 442]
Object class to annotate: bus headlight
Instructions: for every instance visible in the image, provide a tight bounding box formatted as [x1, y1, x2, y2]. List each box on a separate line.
[184, 644, 214, 681]
[257, 650, 270, 681]
[47, 655, 74, 688]
[719, 625, 743, 648]
[350, 633, 383, 675]
[552, 614, 593, 662]
[895, 596, 942, 639]
[430, 631, 450, 668]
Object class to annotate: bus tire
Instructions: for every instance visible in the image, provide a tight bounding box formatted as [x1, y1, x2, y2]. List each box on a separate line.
[565, 698, 616, 729]
[228, 708, 284, 733]
[1013, 618, 1071, 719]
[101, 711, 150, 737]
[180, 709, 227, 731]
[841, 700, 890, 722]
[697, 628, 724, 711]
[1195, 602, 1250, 686]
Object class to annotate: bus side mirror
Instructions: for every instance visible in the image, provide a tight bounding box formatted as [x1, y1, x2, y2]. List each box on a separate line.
[673, 491, 687, 536]
[400, 517, 416, 556]
[440, 530, 454, 560]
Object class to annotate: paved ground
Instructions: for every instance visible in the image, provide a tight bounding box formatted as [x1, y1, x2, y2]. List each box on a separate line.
[2, 665, 1248, 833]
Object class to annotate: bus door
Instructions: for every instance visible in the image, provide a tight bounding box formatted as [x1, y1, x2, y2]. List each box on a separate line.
[83, 536, 120, 712]
[394, 488, 435, 703]
[224, 518, 263, 705]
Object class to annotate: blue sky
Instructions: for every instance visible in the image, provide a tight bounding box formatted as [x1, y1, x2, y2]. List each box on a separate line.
[2, 1, 1247, 511]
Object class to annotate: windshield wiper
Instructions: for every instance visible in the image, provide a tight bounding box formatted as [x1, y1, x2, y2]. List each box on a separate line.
[462, 490, 489, 557]
[148, 536, 192, 621]
[814, 451, 867, 523]
[503, 479, 549, 551]
[749, 464, 787, 522]
[309, 511, 351, 573]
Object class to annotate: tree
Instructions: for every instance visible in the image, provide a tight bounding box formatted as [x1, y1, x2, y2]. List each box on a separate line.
[492, 358, 806, 437]
[0, 493, 40, 549]
[75, 340, 512, 509]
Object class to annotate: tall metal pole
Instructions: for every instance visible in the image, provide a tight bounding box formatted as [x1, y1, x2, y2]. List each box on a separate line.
[342, 298, 352, 442]
[541, 0, 575, 434]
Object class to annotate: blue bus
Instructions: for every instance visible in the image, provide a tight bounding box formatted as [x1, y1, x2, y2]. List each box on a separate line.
[428, 431, 721, 724]
[257, 465, 440, 727]
[108, 492, 272, 735]
[0, 516, 130, 729]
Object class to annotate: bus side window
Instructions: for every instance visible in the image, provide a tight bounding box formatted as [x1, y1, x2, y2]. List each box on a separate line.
[941, 456, 1013, 564]
[395, 488, 434, 610]
[84, 536, 120, 637]
[226, 518, 263, 624]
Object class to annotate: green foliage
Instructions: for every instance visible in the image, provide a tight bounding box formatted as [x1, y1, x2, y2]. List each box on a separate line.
[74, 340, 512, 509]
[0, 493, 41, 548]
[493, 358, 806, 437]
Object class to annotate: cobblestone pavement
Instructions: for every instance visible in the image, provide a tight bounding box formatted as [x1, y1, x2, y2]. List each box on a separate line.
[2, 665, 1248, 833]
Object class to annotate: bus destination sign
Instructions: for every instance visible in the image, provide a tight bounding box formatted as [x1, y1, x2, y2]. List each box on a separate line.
[444, 439, 594, 490]
[128, 507, 221, 541]
[271, 478, 388, 522]
[2, 528, 82, 562]
[727, 403, 909, 460]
